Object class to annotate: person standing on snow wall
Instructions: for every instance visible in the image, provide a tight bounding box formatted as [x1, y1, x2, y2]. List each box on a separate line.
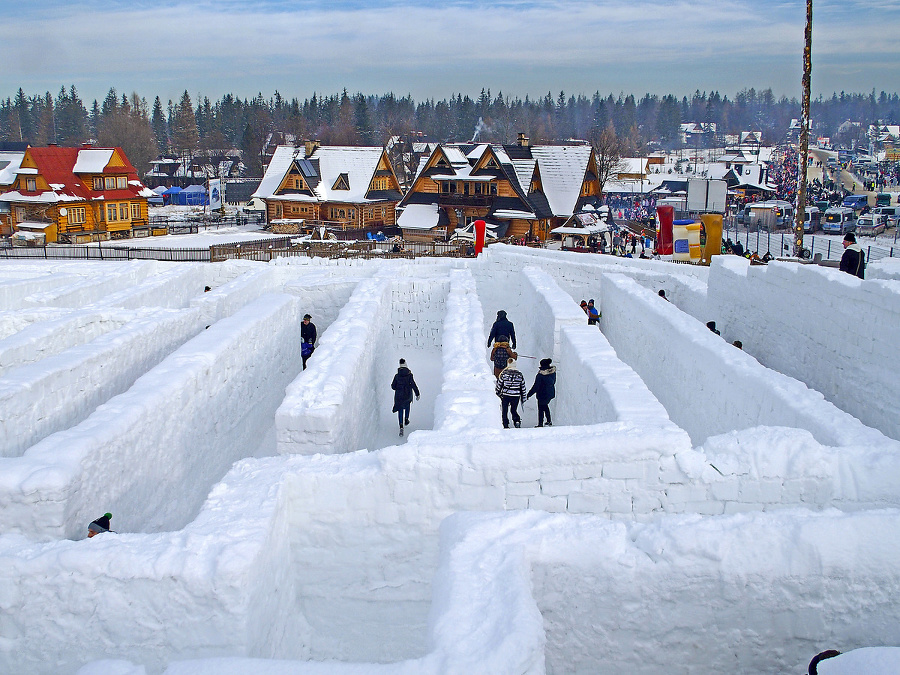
[301, 313, 317, 370]
[391, 358, 420, 437]
[527, 358, 556, 427]
[495, 358, 527, 428]
[487, 310, 516, 350]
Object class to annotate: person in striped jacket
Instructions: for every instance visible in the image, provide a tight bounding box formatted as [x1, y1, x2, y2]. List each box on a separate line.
[495, 358, 527, 428]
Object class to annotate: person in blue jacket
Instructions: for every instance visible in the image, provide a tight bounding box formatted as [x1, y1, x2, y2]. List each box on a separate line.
[527, 358, 557, 427]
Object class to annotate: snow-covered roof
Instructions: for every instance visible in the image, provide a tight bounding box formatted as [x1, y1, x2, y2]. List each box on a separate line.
[16, 220, 55, 230]
[0, 151, 25, 186]
[529, 146, 592, 217]
[254, 145, 386, 203]
[397, 203, 440, 230]
[72, 149, 114, 173]
[0, 190, 79, 204]
[492, 209, 536, 220]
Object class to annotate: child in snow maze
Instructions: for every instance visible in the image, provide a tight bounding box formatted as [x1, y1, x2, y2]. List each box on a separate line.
[527, 358, 556, 427]
[490, 335, 517, 379]
[391, 358, 420, 437]
[87, 513, 112, 538]
[495, 358, 527, 429]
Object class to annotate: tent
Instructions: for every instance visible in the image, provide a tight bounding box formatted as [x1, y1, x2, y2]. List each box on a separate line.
[161, 186, 182, 206]
[176, 184, 208, 206]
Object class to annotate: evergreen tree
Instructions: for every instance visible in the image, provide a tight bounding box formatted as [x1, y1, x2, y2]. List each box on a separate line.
[170, 90, 199, 153]
[151, 96, 168, 153]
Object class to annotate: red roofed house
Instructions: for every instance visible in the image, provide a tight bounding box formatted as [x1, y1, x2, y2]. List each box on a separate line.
[0, 144, 154, 244]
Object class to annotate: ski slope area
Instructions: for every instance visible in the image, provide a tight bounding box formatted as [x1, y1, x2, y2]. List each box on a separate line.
[0, 249, 899, 674]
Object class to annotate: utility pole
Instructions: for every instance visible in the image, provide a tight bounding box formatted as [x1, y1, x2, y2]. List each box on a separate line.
[794, 0, 812, 257]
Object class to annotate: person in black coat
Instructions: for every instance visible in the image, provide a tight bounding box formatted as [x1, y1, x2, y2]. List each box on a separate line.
[487, 310, 516, 349]
[301, 314, 317, 369]
[527, 358, 557, 427]
[391, 358, 420, 436]
[839, 232, 865, 279]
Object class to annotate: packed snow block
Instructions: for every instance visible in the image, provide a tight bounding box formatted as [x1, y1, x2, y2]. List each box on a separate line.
[282, 275, 359, 333]
[868, 256, 900, 281]
[518, 509, 900, 674]
[519, 266, 586, 360]
[0, 293, 303, 539]
[276, 278, 391, 455]
[434, 269, 499, 433]
[0, 307, 206, 458]
[708, 257, 900, 441]
[21, 260, 160, 308]
[389, 277, 447, 348]
[90, 262, 209, 310]
[601, 272, 893, 449]
[0, 271, 84, 310]
[0, 309, 131, 376]
[190, 265, 280, 327]
[0, 453, 301, 675]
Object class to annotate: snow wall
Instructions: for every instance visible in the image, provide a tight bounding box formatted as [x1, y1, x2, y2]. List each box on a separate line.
[707, 255, 900, 441]
[0, 292, 304, 539]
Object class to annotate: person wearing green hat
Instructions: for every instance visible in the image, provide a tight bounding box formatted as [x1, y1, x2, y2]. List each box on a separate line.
[88, 513, 113, 538]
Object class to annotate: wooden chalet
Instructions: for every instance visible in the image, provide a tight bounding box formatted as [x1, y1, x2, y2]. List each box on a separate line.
[253, 142, 402, 235]
[0, 144, 153, 244]
[396, 134, 601, 242]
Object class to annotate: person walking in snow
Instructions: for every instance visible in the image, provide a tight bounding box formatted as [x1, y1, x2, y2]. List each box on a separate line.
[490, 335, 517, 379]
[487, 310, 516, 349]
[301, 313, 317, 370]
[391, 358, 420, 437]
[495, 358, 527, 428]
[527, 358, 556, 427]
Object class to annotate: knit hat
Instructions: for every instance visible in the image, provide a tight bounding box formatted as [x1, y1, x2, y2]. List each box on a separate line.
[399, 358, 406, 365]
[497, 335, 508, 343]
[303, 314, 312, 319]
[540, 358, 552, 369]
[843, 232, 856, 243]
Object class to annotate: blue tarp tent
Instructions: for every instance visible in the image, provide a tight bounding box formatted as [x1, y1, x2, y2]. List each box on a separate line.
[177, 185, 208, 206]
[161, 186, 182, 206]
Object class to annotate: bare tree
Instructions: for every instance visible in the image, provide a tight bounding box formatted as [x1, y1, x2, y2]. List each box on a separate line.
[591, 125, 627, 197]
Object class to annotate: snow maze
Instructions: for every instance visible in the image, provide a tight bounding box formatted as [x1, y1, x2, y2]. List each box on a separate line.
[1, 248, 900, 674]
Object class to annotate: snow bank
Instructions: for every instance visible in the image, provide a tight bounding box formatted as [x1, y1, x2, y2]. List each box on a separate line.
[0, 307, 206, 457]
[0, 293, 304, 539]
[707, 256, 900, 440]
[601, 271, 892, 449]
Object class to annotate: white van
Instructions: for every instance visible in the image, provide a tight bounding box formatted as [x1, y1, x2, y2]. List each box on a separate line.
[822, 207, 856, 234]
[857, 213, 887, 236]
[803, 206, 821, 233]
[872, 206, 900, 228]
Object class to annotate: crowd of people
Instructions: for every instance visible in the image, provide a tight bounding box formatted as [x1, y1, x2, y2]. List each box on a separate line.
[604, 194, 658, 223]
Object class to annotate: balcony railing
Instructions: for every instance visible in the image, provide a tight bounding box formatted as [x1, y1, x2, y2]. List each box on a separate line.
[437, 193, 493, 208]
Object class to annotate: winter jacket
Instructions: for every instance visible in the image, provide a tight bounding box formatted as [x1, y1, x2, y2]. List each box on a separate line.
[840, 244, 865, 279]
[495, 366, 527, 401]
[527, 366, 557, 404]
[391, 367, 420, 411]
[301, 321, 317, 344]
[487, 312, 516, 348]
[490, 341, 517, 372]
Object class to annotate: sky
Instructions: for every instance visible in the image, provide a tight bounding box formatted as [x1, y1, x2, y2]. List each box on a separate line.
[1, 0, 898, 106]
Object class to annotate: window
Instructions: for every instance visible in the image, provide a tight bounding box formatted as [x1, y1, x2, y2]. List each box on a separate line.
[105, 177, 115, 190]
[67, 207, 87, 224]
[106, 203, 117, 221]
[119, 203, 128, 221]
[131, 203, 141, 220]
[116, 176, 127, 189]
[15, 206, 24, 223]
[93, 177, 103, 191]
[25, 178, 36, 191]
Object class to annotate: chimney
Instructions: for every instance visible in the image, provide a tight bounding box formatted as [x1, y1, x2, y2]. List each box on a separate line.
[517, 132, 529, 147]
[82, 142, 93, 148]
[305, 140, 320, 156]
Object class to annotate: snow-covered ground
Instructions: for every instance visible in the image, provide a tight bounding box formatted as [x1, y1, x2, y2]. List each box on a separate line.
[1, 247, 899, 674]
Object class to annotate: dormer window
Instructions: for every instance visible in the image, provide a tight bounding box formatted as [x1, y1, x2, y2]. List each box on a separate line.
[25, 178, 36, 191]
[105, 177, 115, 190]
[116, 176, 127, 189]
[93, 177, 103, 190]
[332, 173, 350, 190]
[485, 158, 498, 169]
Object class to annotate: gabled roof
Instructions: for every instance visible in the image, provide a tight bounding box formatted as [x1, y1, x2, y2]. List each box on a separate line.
[527, 145, 593, 217]
[254, 145, 392, 203]
[0, 146, 148, 203]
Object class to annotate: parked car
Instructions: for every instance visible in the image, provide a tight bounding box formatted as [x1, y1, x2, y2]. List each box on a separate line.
[857, 213, 886, 236]
[872, 206, 900, 228]
[822, 207, 857, 234]
[842, 194, 869, 211]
